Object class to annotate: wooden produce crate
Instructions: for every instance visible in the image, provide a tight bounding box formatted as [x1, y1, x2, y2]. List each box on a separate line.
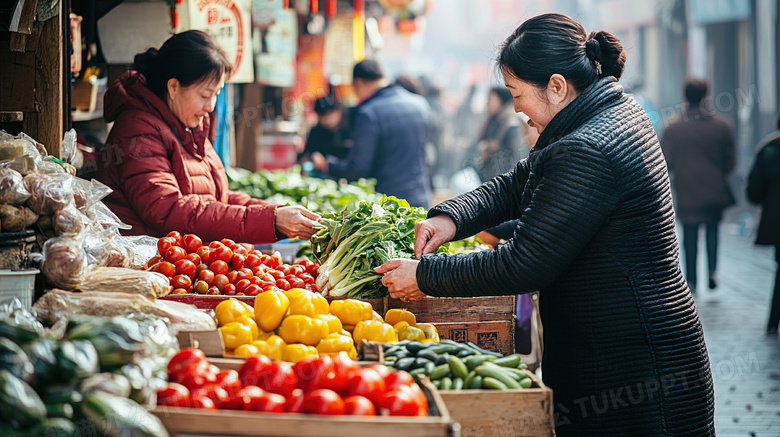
[387, 296, 516, 323]
[153, 378, 459, 437]
[161, 294, 384, 315]
[439, 371, 553, 437]
[434, 320, 515, 356]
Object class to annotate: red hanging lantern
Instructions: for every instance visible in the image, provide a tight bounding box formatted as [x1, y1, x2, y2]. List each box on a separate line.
[354, 0, 364, 14]
[310, 0, 318, 13]
[326, 0, 336, 17]
[281, 0, 289, 9]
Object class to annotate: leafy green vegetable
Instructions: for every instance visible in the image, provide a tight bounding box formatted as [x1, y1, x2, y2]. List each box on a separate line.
[227, 165, 383, 212]
[447, 236, 492, 254]
[311, 196, 449, 298]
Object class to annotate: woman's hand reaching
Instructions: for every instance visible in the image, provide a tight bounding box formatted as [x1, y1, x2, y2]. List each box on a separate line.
[274, 206, 320, 240]
[414, 214, 457, 258]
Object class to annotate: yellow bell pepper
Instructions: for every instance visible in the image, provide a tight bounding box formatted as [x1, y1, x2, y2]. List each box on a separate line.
[254, 335, 286, 361]
[282, 344, 318, 363]
[339, 329, 353, 338]
[254, 289, 290, 332]
[385, 309, 416, 327]
[215, 298, 254, 327]
[328, 299, 373, 325]
[416, 323, 440, 342]
[220, 322, 254, 351]
[234, 315, 259, 339]
[352, 320, 398, 344]
[398, 326, 426, 342]
[285, 288, 329, 317]
[393, 321, 410, 331]
[248, 340, 272, 357]
[372, 311, 384, 322]
[317, 313, 343, 334]
[342, 324, 356, 333]
[278, 315, 329, 346]
[234, 343, 259, 357]
[316, 333, 357, 358]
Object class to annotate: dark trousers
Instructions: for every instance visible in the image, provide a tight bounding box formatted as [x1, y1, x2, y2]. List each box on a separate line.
[682, 223, 719, 289]
[769, 247, 780, 331]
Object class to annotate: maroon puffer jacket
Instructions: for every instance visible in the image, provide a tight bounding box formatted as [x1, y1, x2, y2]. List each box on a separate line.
[97, 71, 278, 243]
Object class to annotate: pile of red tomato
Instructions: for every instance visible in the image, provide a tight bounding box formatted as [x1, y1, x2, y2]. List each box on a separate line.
[157, 349, 429, 416]
[145, 231, 320, 295]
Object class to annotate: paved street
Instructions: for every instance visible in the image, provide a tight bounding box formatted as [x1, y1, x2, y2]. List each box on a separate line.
[686, 210, 780, 436]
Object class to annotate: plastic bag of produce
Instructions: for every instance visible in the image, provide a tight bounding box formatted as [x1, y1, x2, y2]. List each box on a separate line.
[0, 130, 42, 161]
[0, 204, 37, 232]
[0, 168, 30, 205]
[24, 172, 74, 215]
[53, 203, 87, 236]
[112, 235, 158, 269]
[77, 267, 171, 299]
[42, 236, 91, 289]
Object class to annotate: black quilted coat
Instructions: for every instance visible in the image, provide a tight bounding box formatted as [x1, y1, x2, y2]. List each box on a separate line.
[418, 78, 715, 436]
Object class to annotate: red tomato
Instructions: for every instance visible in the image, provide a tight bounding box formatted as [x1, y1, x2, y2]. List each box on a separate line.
[244, 254, 263, 269]
[196, 246, 213, 264]
[383, 370, 414, 389]
[214, 370, 242, 398]
[193, 280, 209, 295]
[177, 367, 217, 391]
[165, 246, 188, 263]
[156, 382, 191, 407]
[244, 284, 263, 296]
[145, 255, 164, 268]
[182, 234, 203, 253]
[166, 231, 183, 246]
[150, 261, 176, 278]
[289, 265, 306, 276]
[230, 244, 249, 256]
[167, 349, 208, 382]
[344, 395, 376, 416]
[211, 245, 233, 263]
[237, 355, 273, 386]
[221, 238, 236, 247]
[268, 269, 284, 280]
[276, 265, 291, 275]
[157, 237, 175, 255]
[284, 388, 305, 413]
[330, 352, 360, 394]
[209, 260, 229, 276]
[183, 253, 201, 266]
[307, 264, 319, 277]
[221, 385, 266, 411]
[379, 387, 425, 416]
[293, 355, 334, 393]
[275, 279, 291, 290]
[297, 259, 313, 268]
[191, 385, 230, 405]
[190, 396, 216, 409]
[248, 276, 263, 286]
[223, 283, 237, 295]
[247, 391, 287, 413]
[231, 253, 246, 271]
[239, 268, 254, 279]
[235, 279, 251, 293]
[197, 269, 215, 286]
[299, 273, 315, 285]
[261, 255, 280, 268]
[404, 383, 428, 415]
[212, 274, 229, 292]
[227, 270, 241, 284]
[345, 368, 386, 405]
[302, 389, 345, 415]
[256, 361, 297, 398]
[288, 277, 306, 289]
[174, 259, 197, 279]
[171, 275, 192, 291]
[364, 364, 392, 379]
[172, 288, 189, 295]
[207, 286, 221, 295]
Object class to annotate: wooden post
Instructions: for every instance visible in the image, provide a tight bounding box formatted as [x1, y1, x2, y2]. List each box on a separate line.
[23, 0, 63, 158]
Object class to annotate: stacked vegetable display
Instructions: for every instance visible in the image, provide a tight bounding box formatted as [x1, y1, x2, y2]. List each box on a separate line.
[311, 196, 449, 298]
[214, 295, 441, 360]
[384, 340, 534, 391]
[157, 349, 429, 416]
[0, 309, 173, 437]
[227, 166, 383, 213]
[146, 231, 320, 295]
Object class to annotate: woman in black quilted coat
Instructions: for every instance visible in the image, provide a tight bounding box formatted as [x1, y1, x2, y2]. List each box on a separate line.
[376, 13, 715, 436]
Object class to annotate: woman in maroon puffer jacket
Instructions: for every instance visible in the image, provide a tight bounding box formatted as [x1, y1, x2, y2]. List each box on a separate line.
[98, 30, 318, 243]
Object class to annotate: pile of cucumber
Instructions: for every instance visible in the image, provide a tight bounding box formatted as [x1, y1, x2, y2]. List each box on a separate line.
[383, 340, 534, 390]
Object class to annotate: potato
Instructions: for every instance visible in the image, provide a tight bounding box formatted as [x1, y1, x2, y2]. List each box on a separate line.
[37, 214, 53, 230]
[21, 207, 38, 228]
[0, 204, 24, 231]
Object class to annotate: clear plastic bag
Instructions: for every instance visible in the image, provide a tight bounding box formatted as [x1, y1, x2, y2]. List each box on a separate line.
[104, 238, 133, 268]
[113, 235, 159, 269]
[24, 172, 74, 214]
[0, 168, 30, 205]
[76, 267, 171, 300]
[53, 203, 87, 236]
[60, 129, 77, 165]
[42, 236, 90, 289]
[82, 225, 111, 266]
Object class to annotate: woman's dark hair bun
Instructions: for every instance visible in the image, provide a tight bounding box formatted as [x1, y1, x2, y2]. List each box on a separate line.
[133, 48, 159, 78]
[588, 30, 625, 80]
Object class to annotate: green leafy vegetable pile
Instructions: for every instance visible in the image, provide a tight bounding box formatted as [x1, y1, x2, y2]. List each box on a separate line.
[311, 196, 449, 298]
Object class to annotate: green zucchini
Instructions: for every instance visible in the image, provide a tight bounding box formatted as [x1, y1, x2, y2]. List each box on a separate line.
[481, 377, 508, 390]
[493, 354, 522, 368]
[429, 363, 451, 380]
[474, 363, 521, 389]
[447, 355, 469, 379]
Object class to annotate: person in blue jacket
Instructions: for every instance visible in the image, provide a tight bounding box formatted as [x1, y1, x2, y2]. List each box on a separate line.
[312, 60, 432, 208]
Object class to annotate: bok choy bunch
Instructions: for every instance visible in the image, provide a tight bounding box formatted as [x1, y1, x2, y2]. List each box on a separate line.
[311, 196, 448, 298]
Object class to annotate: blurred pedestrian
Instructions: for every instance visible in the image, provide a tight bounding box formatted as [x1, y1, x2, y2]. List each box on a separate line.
[376, 13, 714, 434]
[298, 96, 351, 175]
[474, 86, 528, 182]
[312, 60, 432, 208]
[661, 79, 735, 292]
[746, 115, 780, 335]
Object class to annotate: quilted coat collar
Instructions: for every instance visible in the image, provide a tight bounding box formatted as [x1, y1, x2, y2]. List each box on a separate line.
[104, 71, 209, 156]
[535, 77, 626, 150]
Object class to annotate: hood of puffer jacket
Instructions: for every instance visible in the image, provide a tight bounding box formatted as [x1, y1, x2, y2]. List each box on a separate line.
[103, 71, 210, 152]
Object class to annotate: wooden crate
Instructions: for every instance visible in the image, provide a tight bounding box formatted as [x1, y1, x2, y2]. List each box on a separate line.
[434, 320, 515, 356]
[153, 378, 458, 437]
[387, 296, 516, 324]
[161, 294, 385, 315]
[439, 371, 553, 437]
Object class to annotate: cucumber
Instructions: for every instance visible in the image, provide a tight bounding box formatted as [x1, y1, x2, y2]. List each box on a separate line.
[435, 353, 450, 366]
[46, 402, 75, 419]
[502, 367, 527, 381]
[429, 363, 451, 380]
[394, 357, 416, 371]
[464, 355, 496, 370]
[463, 370, 476, 388]
[493, 354, 522, 368]
[409, 367, 427, 381]
[424, 361, 435, 375]
[0, 370, 46, 428]
[439, 339, 460, 346]
[428, 344, 456, 354]
[447, 356, 469, 379]
[468, 375, 483, 389]
[383, 346, 402, 357]
[433, 379, 442, 389]
[412, 357, 433, 370]
[440, 376, 453, 391]
[452, 377, 464, 391]
[467, 341, 503, 358]
[517, 363, 528, 370]
[475, 363, 521, 389]
[416, 349, 440, 363]
[481, 377, 508, 390]
[519, 378, 533, 389]
[23, 418, 76, 437]
[405, 341, 427, 354]
[456, 349, 477, 358]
